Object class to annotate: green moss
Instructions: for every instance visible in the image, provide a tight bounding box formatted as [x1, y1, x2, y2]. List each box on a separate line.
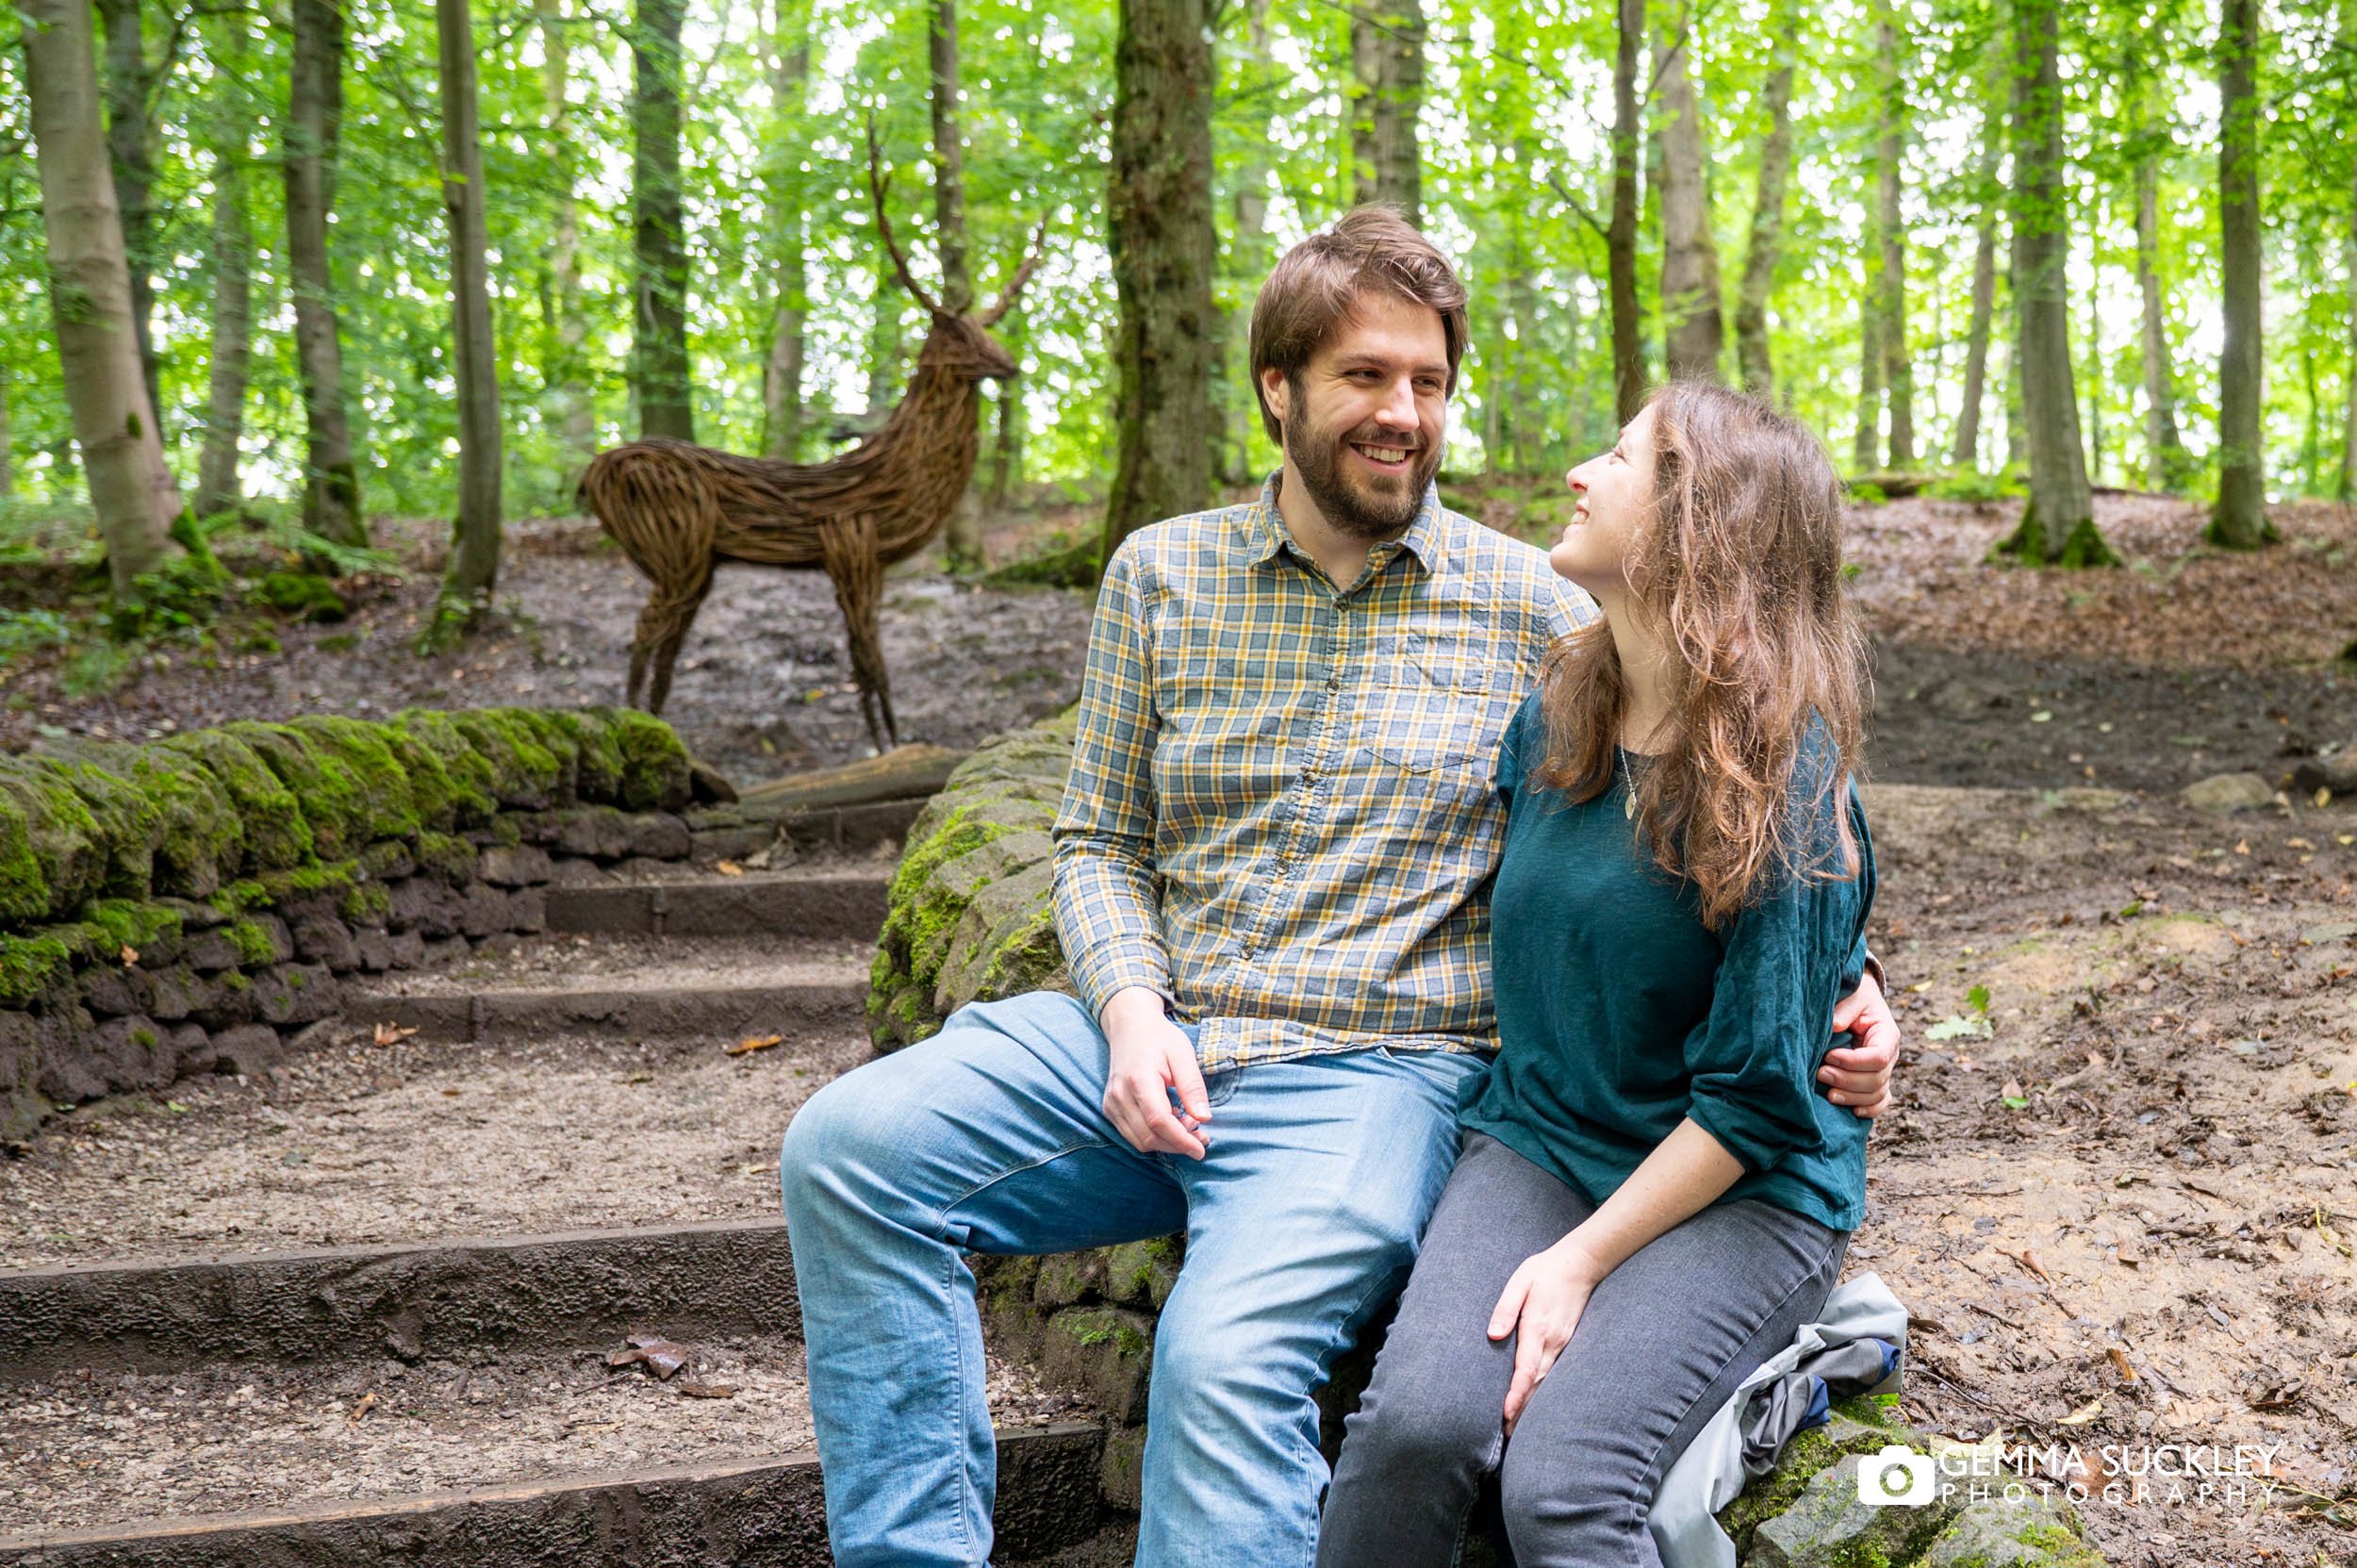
[162, 730, 311, 871]
[26, 750, 161, 898]
[253, 860, 358, 905]
[516, 710, 583, 806]
[206, 878, 267, 917]
[255, 570, 349, 622]
[390, 710, 499, 827]
[124, 745, 243, 898]
[340, 882, 392, 924]
[129, 1024, 158, 1048]
[0, 932, 75, 1007]
[79, 899, 183, 955]
[416, 831, 477, 883]
[225, 920, 280, 966]
[605, 708, 690, 811]
[0, 759, 107, 922]
[217, 967, 251, 993]
[537, 710, 625, 803]
[377, 725, 460, 833]
[451, 710, 563, 810]
[283, 716, 423, 845]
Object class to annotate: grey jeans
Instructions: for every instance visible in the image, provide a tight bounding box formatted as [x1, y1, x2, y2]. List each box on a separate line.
[1316, 1132, 1848, 1568]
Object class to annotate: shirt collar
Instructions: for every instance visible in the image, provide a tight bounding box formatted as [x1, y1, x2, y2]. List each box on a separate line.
[1241, 474, 1447, 579]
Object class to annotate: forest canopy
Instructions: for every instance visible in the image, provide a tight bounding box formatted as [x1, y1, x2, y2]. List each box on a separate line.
[0, 0, 2345, 567]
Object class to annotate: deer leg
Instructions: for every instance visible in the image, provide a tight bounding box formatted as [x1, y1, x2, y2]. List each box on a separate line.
[818, 516, 894, 753]
[631, 562, 715, 718]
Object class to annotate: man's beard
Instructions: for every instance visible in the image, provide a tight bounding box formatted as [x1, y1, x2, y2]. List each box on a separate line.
[1285, 406, 1443, 541]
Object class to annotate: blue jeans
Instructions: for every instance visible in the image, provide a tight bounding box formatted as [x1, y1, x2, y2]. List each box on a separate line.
[779, 990, 1483, 1568]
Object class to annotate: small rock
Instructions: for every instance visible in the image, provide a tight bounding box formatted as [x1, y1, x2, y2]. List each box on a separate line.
[477, 846, 555, 888]
[688, 761, 739, 804]
[79, 965, 154, 1019]
[210, 1024, 283, 1081]
[507, 887, 547, 933]
[386, 930, 427, 970]
[2289, 747, 2357, 797]
[387, 878, 460, 939]
[255, 963, 338, 1026]
[291, 915, 360, 973]
[474, 931, 523, 957]
[167, 1022, 214, 1076]
[144, 965, 203, 1021]
[89, 1015, 173, 1094]
[2179, 772, 2276, 814]
[1748, 1451, 1964, 1567]
[552, 806, 635, 860]
[455, 882, 511, 939]
[1923, 1491, 2102, 1566]
[420, 935, 471, 969]
[628, 812, 693, 861]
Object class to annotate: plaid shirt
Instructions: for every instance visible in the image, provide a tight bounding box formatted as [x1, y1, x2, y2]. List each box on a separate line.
[1052, 478, 1597, 1067]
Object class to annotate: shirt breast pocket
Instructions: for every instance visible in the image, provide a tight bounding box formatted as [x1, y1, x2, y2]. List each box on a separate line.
[1365, 664, 1519, 779]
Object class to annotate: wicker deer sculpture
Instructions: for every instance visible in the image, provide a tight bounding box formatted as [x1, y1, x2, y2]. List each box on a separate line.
[580, 168, 1043, 753]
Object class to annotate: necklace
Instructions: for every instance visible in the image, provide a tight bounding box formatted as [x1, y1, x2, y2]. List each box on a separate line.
[1616, 746, 1637, 820]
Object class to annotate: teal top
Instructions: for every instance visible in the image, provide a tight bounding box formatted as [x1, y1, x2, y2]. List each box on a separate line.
[1459, 695, 1874, 1232]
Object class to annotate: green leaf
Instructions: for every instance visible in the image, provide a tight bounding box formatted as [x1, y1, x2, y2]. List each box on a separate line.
[1925, 1014, 1993, 1042]
[1965, 983, 1990, 1015]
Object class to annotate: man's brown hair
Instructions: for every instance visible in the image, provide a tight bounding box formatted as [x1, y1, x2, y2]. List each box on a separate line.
[1247, 206, 1471, 443]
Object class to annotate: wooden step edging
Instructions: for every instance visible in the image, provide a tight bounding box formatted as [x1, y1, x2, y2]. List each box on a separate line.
[0, 1218, 799, 1378]
[0, 1422, 1108, 1567]
[543, 870, 891, 940]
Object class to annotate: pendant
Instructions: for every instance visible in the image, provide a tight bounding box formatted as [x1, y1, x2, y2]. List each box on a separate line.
[1625, 792, 1637, 820]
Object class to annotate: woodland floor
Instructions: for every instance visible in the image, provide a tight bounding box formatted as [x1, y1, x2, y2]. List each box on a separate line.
[3, 487, 2356, 1564]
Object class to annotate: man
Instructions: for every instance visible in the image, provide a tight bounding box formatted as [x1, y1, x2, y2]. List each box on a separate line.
[780, 207, 1899, 1568]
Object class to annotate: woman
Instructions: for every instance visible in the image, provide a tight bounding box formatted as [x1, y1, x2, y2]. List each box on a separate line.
[1316, 381, 1874, 1568]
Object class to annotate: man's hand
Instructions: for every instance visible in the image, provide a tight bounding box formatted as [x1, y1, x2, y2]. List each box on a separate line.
[1488, 1236, 1604, 1436]
[1100, 986, 1211, 1159]
[1823, 968, 1900, 1119]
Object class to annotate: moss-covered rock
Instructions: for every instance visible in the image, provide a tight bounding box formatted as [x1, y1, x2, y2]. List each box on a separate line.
[867, 715, 1076, 1050]
[390, 709, 500, 828]
[161, 729, 313, 871]
[608, 708, 693, 812]
[255, 570, 349, 622]
[0, 758, 109, 923]
[449, 710, 565, 811]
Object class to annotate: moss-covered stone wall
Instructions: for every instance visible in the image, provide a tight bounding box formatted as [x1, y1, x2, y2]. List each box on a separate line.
[0, 706, 698, 1142]
[865, 714, 1076, 1050]
[872, 716, 2106, 1563]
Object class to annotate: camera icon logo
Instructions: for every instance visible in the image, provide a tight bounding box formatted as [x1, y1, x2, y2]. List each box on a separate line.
[1857, 1444, 1937, 1507]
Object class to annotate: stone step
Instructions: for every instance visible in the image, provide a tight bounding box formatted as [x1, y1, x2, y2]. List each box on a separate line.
[4, 1016, 868, 1272]
[344, 933, 874, 1043]
[0, 1218, 799, 1380]
[542, 868, 892, 941]
[0, 1359, 1104, 1564]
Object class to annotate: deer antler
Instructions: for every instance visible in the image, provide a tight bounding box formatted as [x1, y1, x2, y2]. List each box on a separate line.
[864, 118, 944, 316]
[978, 217, 1049, 329]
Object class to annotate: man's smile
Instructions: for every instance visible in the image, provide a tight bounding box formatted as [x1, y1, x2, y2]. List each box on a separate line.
[1350, 441, 1416, 471]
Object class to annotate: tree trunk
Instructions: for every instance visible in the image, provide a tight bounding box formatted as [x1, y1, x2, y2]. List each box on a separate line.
[1099, 0, 1219, 558]
[194, 149, 251, 519]
[286, 0, 365, 546]
[1654, 5, 1722, 383]
[1873, 2, 1912, 466]
[931, 0, 986, 572]
[760, 0, 809, 461]
[94, 0, 160, 425]
[2130, 102, 2188, 490]
[1733, 0, 1796, 398]
[1349, 0, 1424, 227]
[0, 366, 14, 499]
[428, 0, 503, 642]
[21, 0, 183, 595]
[2344, 118, 2357, 499]
[539, 0, 596, 473]
[1953, 110, 2002, 469]
[1221, 0, 1276, 485]
[1853, 300, 1882, 471]
[2206, 0, 2270, 547]
[1607, 0, 1645, 421]
[1996, 0, 2113, 566]
[2084, 278, 2105, 483]
[988, 324, 1024, 507]
[632, 0, 694, 441]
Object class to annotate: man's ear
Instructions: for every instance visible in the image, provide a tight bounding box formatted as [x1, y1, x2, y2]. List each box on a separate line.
[1259, 366, 1290, 428]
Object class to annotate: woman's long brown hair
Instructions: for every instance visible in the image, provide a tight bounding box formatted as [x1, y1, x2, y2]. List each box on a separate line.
[1531, 381, 1868, 927]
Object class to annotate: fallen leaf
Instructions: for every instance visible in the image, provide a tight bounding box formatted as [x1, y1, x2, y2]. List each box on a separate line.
[118, 944, 138, 967]
[608, 1334, 693, 1380]
[742, 847, 773, 870]
[726, 1033, 784, 1057]
[738, 1162, 778, 1177]
[2234, 839, 2250, 856]
[2287, 837, 2316, 850]
[2108, 1346, 2138, 1380]
[716, 860, 745, 877]
[349, 1390, 378, 1424]
[440, 1088, 461, 1098]
[373, 1021, 420, 1048]
[2057, 1396, 2105, 1427]
[678, 1380, 737, 1399]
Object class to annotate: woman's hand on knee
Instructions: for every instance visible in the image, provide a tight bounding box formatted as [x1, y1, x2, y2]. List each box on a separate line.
[1488, 1240, 1604, 1435]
